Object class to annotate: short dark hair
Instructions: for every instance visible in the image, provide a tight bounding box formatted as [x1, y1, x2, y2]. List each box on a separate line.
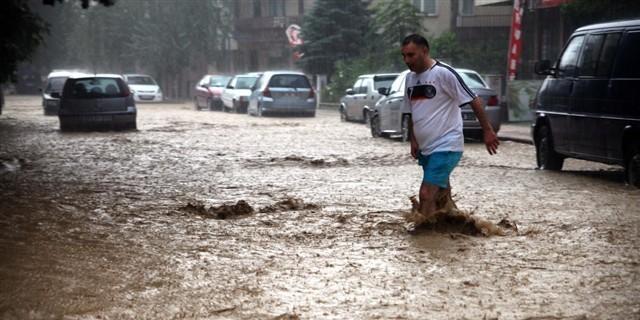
[402, 34, 430, 50]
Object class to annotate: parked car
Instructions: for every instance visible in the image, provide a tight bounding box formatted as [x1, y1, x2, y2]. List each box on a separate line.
[340, 73, 398, 123]
[247, 71, 316, 117]
[194, 74, 230, 111]
[42, 70, 89, 116]
[123, 74, 163, 102]
[370, 68, 501, 141]
[532, 19, 640, 187]
[457, 68, 502, 139]
[57, 74, 136, 131]
[221, 73, 261, 113]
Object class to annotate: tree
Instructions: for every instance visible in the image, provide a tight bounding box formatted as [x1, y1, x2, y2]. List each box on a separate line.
[298, 0, 370, 78]
[370, 0, 426, 71]
[0, 0, 48, 84]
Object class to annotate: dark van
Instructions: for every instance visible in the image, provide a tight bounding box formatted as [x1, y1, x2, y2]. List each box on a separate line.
[532, 19, 640, 187]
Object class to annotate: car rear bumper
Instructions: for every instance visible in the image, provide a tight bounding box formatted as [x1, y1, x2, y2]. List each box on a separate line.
[261, 101, 316, 114]
[462, 106, 501, 133]
[133, 93, 163, 102]
[59, 112, 136, 129]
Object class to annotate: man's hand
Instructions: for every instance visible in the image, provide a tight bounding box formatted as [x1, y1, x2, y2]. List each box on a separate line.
[411, 140, 419, 159]
[469, 97, 499, 155]
[484, 128, 499, 155]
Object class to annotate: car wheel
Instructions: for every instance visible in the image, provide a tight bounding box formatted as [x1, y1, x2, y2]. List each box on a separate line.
[401, 114, 410, 142]
[193, 97, 199, 110]
[363, 110, 371, 127]
[625, 146, 640, 188]
[536, 125, 564, 170]
[370, 114, 382, 138]
[340, 107, 347, 122]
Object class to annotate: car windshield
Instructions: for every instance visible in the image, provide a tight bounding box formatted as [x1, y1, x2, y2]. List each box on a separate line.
[374, 75, 397, 90]
[45, 77, 67, 93]
[210, 76, 231, 87]
[268, 75, 311, 88]
[458, 72, 486, 89]
[65, 78, 123, 99]
[234, 76, 258, 89]
[127, 76, 156, 85]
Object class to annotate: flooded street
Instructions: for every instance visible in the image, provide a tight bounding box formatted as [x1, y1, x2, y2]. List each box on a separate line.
[1, 95, 639, 319]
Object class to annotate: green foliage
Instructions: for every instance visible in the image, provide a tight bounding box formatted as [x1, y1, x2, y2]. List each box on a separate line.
[0, 0, 49, 83]
[561, 0, 640, 28]
[298, 0, 371, 77]
[430, 32, 463, 64]
[370, 0, 425, 70]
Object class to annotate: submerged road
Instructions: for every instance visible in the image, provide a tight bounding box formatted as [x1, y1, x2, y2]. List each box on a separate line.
[1, 95, 638, 319]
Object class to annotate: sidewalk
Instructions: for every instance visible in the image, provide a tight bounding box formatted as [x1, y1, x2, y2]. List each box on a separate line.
[498, 122, 533, 144]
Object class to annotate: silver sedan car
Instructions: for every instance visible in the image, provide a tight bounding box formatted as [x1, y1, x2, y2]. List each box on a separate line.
[370, 68, 502, 141]
[247, 71, 316, 117]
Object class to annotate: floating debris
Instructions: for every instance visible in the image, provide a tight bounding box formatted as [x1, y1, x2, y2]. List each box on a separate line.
[180, 200, 254, 219]
[259, 197, 320, 213]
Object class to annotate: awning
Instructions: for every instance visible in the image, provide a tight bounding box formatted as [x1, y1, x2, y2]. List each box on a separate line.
[476, 0, 512, 6]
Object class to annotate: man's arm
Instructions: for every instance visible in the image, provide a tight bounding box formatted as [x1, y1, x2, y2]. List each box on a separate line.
[469, 97, 499, 155]
[407, 114, 419, 159]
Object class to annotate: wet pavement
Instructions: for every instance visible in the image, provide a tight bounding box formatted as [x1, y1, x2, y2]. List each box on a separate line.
[1, 95, 639, 319]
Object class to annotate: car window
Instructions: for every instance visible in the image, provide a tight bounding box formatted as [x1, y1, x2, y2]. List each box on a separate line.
[613, 32, 640, 78]
[235, 76, 258, 89]
[268, 74, 311, 88]
[127, 76, 156, 85]
[389, 73, 405, 94]
[45, 77, 67, 93]
[374, 75, 397, 90]
[577, 34, 605, 77]
[595, 33, 621, 78]
[64, 78, 124, 99]
[557, 35, 585, 77]
[210, 76, 231, 87]
[352, 79, 363, 91]
[360, 78, 372, 94]
[458, 72, 486, 89]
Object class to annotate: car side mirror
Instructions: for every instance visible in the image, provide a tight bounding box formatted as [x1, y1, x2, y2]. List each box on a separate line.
[534, 60, 554, 75]
[227, 85, 234, 89]
[51, 92, 61, 99]
[377, 87, 388, 96]
[345, 88, 355, 95]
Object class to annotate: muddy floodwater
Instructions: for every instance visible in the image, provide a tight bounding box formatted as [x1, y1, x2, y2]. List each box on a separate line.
[1, 95, 639, 319]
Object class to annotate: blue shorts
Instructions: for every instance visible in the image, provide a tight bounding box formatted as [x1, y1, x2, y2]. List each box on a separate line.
[417, 151, 462, 189]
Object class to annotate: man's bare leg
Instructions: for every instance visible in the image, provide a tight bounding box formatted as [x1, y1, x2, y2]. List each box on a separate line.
[419, 182, 440, 222]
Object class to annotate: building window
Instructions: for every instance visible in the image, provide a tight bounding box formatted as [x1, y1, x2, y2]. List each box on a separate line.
[459, 0, 474, 16]
[253, 0, 261, 17]
[269, 0, 285, 17]
[413, 0, 437, 16]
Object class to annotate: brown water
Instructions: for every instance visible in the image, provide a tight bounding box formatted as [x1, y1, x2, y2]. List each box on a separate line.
[1, 96, 639, 319]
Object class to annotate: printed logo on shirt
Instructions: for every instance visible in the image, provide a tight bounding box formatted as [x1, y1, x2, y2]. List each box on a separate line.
[407, 84, 437, 101]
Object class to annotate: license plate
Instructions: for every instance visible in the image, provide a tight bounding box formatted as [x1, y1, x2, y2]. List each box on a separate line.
[462, 113, 476, 121]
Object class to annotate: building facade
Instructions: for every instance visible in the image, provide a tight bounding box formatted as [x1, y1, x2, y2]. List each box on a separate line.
[230, 0, 315, 73]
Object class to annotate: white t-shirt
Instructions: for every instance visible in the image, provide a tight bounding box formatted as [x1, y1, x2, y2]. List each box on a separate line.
[401, 61, 477, 156]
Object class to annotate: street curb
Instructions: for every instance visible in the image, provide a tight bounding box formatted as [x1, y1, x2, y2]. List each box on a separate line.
[498, 136, 533, 145]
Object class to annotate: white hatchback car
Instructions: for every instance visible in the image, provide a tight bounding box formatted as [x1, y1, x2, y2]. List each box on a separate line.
[123, 74, 163, 102]
[221, 73, 261, 113]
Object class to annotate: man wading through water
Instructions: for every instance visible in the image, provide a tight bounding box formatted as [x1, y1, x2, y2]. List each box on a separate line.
[401, 34, 500, 229]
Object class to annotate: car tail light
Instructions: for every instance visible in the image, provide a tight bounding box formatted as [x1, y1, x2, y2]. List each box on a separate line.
[487, 95, 499, 106]
[263, 87, 272, 98]
[308, 88, 315, 99]
[122, 86, 131, 97]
